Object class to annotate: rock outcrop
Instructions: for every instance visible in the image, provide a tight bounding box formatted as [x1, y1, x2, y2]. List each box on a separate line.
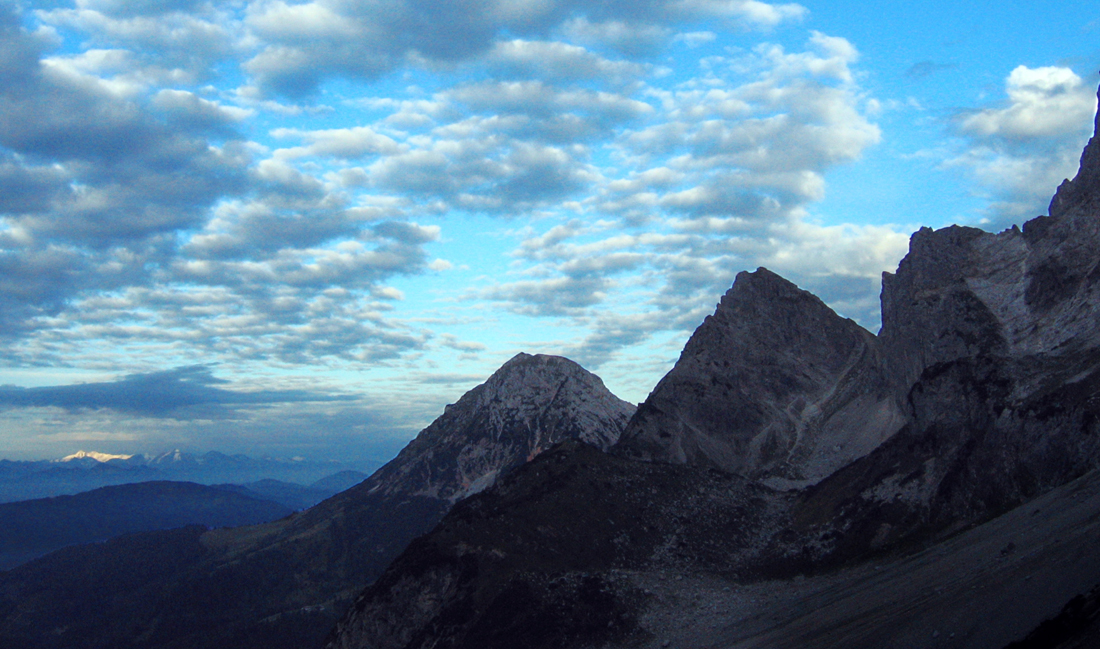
[816, 88, 1100, 557]
[0, 354, 633, 649]
[363, 352, 634, 502]
[324, 82, 1100, 649]
[324, 440, 783, 649]
[1049, 79, 1100, 219]
[617, 268, 905, 489]
[760, 81, 1100, 565]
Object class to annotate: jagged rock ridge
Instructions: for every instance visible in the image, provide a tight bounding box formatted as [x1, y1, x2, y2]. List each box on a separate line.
[1049, 80, 1100, 219]
[0, 353, 634, 649]
[616, 268, 905, 489]
[325, 80, 1100, 649]
[364, 352, 634, 502]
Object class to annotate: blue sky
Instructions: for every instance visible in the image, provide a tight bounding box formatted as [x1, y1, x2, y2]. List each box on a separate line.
[0, 0, 1097, 464]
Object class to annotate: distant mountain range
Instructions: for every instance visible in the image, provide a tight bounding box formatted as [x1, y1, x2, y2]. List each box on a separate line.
[0, 470, 370, 570]
[0, 354, 634, 649]
[0, 481, 294, 570]
[0, 449, 374, 503]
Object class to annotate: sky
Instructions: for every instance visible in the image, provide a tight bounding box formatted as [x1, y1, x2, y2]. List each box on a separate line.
[0, 0, 1098, 465]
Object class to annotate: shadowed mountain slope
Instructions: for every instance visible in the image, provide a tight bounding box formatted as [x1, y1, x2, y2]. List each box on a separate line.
[325, 81, 1100, 649]
[616, 267, 905, 489]
[0, 354, 633, 649]
[0, 481, 292, 570]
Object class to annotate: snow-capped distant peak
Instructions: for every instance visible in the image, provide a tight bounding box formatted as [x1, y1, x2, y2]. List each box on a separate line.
[58, 450, 134, 463]
[149, 449, 187, 463]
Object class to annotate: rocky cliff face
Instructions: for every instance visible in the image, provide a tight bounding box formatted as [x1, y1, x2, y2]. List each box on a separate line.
[324, 83, 1100, 649]
[880, 81, 1100, 399]
[0, 354, 633, 649]
[362, 353, 634, 502]
[1049, 80, 1100, 219]
[826, 91, 1100, 556]
[617, 268, 905, 489]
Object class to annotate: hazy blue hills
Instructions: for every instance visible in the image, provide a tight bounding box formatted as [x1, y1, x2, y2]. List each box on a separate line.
[0, 463, 369, 569]
[0, 481, 294, 570]
[218, 471, 369, 511]
[0, 451, 374, 503]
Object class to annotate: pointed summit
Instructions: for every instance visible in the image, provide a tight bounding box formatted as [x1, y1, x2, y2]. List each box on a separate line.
[362, 353, 635, 502]
[1049, 75, 1100, 218]
[57, 450, 133, 463]
[616, 268, 904, 488]
[0, 353, 635, 649]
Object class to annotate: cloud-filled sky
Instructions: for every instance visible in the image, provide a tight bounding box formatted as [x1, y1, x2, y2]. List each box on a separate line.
[0, 0, 1097, 464]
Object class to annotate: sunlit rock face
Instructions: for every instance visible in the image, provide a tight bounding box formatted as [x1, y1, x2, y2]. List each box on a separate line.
[616, 268, 905, 489]
[362, 352, 635, 503]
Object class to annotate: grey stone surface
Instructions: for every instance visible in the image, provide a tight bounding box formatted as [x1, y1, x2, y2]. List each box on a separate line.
[617, 268, 905, 489]
[364, 352, 635, 502]
[322, 82, 1100, 649]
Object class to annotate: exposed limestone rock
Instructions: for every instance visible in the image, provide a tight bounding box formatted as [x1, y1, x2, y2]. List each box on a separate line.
[880, 216, 1100, 403]
[364, 352, 635, 502]
[878, 75, 1100, 401]
[1049, 76, 1100, 219]
[791, 84, 1100, 562]
[617, 268, 905, 489]
[322, 83, 1100, 649]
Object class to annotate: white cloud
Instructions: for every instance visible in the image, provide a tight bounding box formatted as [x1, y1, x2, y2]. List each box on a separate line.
[486, 39, 648, 87]
[152, 89, 254, 128]
[39, 6, 233, 79]
[948, 65, 1096, 228]
[1, 1, 901, 412]
[960, 66, 1095, 140]
[271, 126, 403, 160]
[561, 17, 672, 57]
[674, 31, 716, 48]
[461, 30, 898, 365]
[235, 0, 808, 96]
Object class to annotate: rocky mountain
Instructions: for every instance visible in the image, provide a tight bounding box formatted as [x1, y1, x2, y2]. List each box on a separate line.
[801, 84, 1100, 561]
[362, 352, 633, 502]
[616, 267, 905, 489]
[0, 354, 633, 649]
[324, 83, 1100, 649]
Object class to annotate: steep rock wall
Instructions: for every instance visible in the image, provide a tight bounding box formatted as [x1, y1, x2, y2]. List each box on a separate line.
[617, 268, 905, 488]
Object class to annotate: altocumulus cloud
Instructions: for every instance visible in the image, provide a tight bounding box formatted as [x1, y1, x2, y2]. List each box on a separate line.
[947, 65, 1097, 230]
[0, 0, 823, 376]
[1, 0, 1093, 459]
[0, 366, 352, 418]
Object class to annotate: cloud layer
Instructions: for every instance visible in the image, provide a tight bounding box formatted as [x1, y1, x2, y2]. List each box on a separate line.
[0, 0, 1096, 459]
[948, 65, 1097, 229]
[0, 365, 347, 417]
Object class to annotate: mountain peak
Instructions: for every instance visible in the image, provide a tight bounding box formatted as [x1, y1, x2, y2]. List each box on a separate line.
[362, 353, 635, 502]
[616, 267, 904, 488]
[880, 84, 1100, 395]
[57, 450, 133, 463]
[1049, 76, 1100, 218]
